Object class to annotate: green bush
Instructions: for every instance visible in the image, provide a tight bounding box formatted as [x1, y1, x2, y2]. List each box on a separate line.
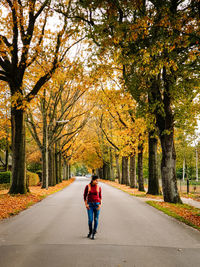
[0, 171, 40, 186]
[27, 162, 42, 173]
[27, 171, 40, 186]
[0, 171, 11, 184]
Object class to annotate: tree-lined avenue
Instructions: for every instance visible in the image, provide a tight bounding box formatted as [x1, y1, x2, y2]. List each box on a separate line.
[0, 177, 200, 267]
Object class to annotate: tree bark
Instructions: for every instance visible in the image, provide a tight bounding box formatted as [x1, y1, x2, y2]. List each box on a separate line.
[55, 143, 59, 184]
[138, 144, 145, 192]
[63, 159, 67, 180]
[41, 149, 47, 188]
[121, 156, 128, 185]
[183, 157, 185, 181]
[110, 148, 114, 180]
[69, 164, 71, 178]
[147, 131, 159, 195]
[160, 133, 181, 203]
[5, 135, 9, 172]
[48, 146, 56, 186]
[130, 154, 137, 188]
[97, 168, 103, 179]
[65, 162, 69, 180]
[9, 108, 27, 194]
[154, 69, 181, 203]
[58, 151, 62, 182]
[103, 161, 110, 180]
[196, 147, 198, 181]
[115, 153, 121, 183]
[148, 73, 181, 203]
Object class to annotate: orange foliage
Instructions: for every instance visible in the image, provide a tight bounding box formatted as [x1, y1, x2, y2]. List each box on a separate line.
[0, 178, 75, 220]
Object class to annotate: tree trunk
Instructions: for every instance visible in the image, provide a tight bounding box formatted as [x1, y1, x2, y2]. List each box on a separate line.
[63, 159, 67, 180]
[41, 89, 48, 189]
[103, 161, 110, 180]
[150, 73, 181, 203]
[147, 131, 159, 195]
[69, 164, 71, 178]
[9, 108, 27, 194]
[97, 168, 103, 179]
[121, 156, 128, 185]
[49, 146, 56, 186]
[196, 147, 198, 181]
[110, 148, 114, 180]
[41, 149, 47, 188]
[65, 163, 69, 180]
[115, 153, 121, 183]
[130, 154, 137, 188]
[58, 152, 62, 182]
[160, 133, 181, 203]
[183, 157, 185, 181]
[138, 144, 145, 192]
[55, 143, 59, 184]
[5, 149, 9, 172]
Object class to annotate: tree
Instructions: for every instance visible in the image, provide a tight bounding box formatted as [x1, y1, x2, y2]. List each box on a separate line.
[26, 62, 90, 187]
[0, 84, 11, 171]
[0, 0, 82, 193]
[71, 0, 199, 203]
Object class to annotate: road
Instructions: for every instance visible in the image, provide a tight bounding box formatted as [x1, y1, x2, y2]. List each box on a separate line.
[0, 177, 200, 267]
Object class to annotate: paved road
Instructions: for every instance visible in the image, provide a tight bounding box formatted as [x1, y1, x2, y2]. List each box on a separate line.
[0, 177, 200, 267]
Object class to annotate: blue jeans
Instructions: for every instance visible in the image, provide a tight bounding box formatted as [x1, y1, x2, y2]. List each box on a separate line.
[87, 202, 101, 233]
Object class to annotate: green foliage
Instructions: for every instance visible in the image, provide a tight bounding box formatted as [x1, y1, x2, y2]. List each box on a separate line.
[176, 168, 183, 180]
[27, 162, 42, 173]
[72, 163, 88, 176]
[26, 171, 40, 186]
[0, 171, 40, 185]
[0, 171, 11, 184]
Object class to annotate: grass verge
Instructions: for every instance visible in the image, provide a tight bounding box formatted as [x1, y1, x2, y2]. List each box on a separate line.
[147, 201, 200, 231]
[100, 179, 200, 231]
[0, 178, 75, 220]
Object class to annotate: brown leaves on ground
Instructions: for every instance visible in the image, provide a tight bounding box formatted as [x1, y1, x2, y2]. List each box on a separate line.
[150, 202, 200, 230]
[100, 179, 163, 199]
[0, 178, 75, 220]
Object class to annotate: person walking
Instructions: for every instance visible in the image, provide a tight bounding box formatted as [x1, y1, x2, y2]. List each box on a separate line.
[84, 175, 102, 240]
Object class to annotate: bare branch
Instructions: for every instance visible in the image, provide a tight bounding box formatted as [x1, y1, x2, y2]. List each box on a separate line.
[34, 0, 50, 20]
[26, 10, 48, 67]
[6, 0, 19, 66]
[0, 35, 12, 48]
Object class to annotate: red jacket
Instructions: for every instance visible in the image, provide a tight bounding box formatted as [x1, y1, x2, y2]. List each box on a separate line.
[84, 184, 102, 204]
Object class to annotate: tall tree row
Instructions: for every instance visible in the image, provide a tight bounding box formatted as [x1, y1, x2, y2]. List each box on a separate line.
[0, 0, 83, 193]
[67, 0, 199, 203]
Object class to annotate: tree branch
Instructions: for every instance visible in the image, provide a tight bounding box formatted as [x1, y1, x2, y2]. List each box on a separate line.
[0, 35, 12, 47]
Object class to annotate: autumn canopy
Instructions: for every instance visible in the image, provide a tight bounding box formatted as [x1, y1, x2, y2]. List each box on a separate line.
[0, 0, 199, 203]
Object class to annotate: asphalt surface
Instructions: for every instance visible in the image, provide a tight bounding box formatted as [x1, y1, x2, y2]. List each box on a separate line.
[0, 176, 200, 267]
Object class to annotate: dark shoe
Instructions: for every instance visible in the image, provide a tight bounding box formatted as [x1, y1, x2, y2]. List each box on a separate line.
[87, 226, 93, 238]
[91, 230, 96, 240]
[87, 231, 92, 238]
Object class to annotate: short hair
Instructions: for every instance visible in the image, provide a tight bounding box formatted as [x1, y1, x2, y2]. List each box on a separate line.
[91, 175, 98, 181]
